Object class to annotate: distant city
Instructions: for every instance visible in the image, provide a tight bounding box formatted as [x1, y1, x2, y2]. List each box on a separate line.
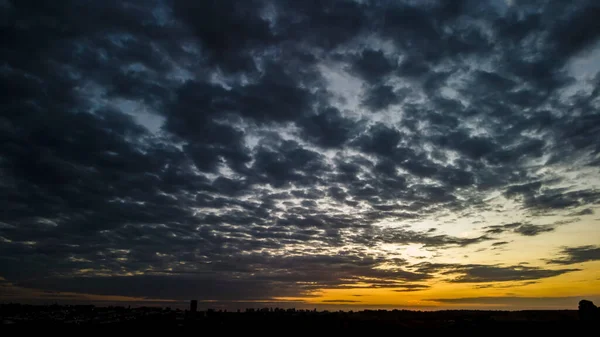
[1, 299, 598, 330]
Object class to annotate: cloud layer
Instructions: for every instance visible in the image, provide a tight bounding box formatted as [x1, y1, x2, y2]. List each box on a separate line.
[1, 0, 600, 303]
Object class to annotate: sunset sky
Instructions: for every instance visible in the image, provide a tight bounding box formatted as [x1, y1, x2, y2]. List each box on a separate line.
[1, 0, 600, 310]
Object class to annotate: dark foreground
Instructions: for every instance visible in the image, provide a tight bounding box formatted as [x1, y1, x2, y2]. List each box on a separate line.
[2, 304, 599, 332]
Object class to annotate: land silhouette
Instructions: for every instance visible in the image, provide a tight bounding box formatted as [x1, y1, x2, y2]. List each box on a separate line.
[2, 299, 598, 331]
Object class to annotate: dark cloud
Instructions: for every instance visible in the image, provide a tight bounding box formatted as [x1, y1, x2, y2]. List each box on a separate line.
[392, 284, 431, 292]
[412, 263, 579, 283]
[547, 246, 600, 265]
[547, 2, 600, 60]
[297, 107, 360, 148]
[513, 224, 555, 236]
[362, 84, 404, 111]
[250, 140, 329, 188]
[351, 49, 395, 85]
[567, 208, 594, 217]
[521, 190, 600, 212]
[2, 0, 600, 304]
[354, 124, 403, 157]
[172, 0, 274, 74]
[20, 275, 299, 301]
[484, 222, 522, 235]
[434, 131, 496, 160]
[473, 281, 538, 289]
[504, 182, 543, 199]
[484, 223, 555, 237]
[372, 228, 489, 248]
[275, 0, 370, 49]
[8, 253, 430, 300]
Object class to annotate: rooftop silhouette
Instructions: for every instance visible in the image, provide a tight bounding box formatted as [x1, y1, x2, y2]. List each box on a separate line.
[1, 300, 598, 331]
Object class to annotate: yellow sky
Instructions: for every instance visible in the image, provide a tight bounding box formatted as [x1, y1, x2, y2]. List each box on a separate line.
[304, 261, 600, 307]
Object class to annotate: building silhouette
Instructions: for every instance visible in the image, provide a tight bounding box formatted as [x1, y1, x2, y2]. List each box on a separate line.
[190, 300, 197, 313]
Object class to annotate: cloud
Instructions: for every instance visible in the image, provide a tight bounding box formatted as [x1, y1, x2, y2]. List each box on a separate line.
[473, 281, 538, 289]
[547, 246, 600, 265]
[1, 0, 600, 303]
[392, 284, 431, 292]
[297, 107, 360, 148]
[4, 253, 431, 300]
[412, 263, 579, 283]
[523, 190, 600, 212]
[322, 299, 361, 303]
[350, 49, 395, 85]
[504, 182, 543, 199]
[376, 229, 490, 248]
[362, 84, 404, 111]
[483, 223, 555, 237]
[567, 208, 594, 216]
[513, 224, 555, 236]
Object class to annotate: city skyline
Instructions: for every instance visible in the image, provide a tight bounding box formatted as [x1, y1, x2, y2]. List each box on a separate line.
[1, 0, 600, 310]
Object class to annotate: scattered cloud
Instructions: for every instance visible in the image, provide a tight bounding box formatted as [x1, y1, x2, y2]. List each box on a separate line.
[473, 281, 539, 289]
[392, 284, 431, 292]
[484, 223, 555, 237]
[1, 0, 599, 304]
[547, 246, 600, 265]
[412, 263, 579, 283]
[567, 208, 594, 217]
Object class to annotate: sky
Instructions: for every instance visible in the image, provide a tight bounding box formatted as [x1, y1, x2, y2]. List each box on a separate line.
[1, 0, 600, 311]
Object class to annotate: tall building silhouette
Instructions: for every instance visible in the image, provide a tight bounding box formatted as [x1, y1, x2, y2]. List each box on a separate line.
[190, 300, 197, 313]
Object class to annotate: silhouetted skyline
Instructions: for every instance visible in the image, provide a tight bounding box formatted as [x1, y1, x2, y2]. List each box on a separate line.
[2, 301, 598, 329]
